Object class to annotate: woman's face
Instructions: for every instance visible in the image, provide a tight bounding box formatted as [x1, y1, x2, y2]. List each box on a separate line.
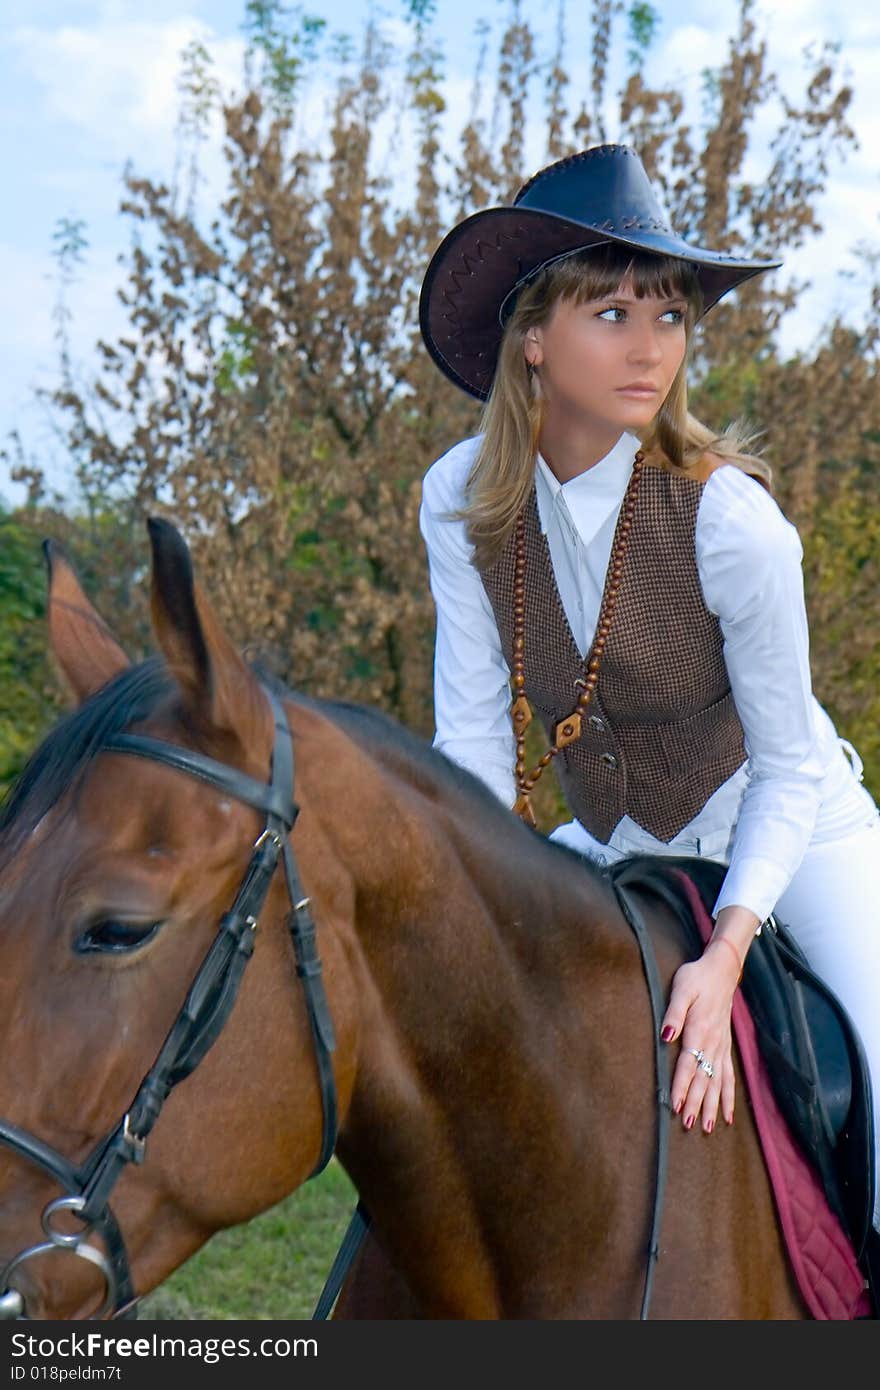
[525, 273, 689, 431]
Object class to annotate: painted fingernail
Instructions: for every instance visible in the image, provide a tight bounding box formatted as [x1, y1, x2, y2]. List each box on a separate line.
[661, 1026, 674, 1042]
[673, 1098, 683, 1114]
[705, 1119, 714, 1134]
[684, 1115, 695, 1130]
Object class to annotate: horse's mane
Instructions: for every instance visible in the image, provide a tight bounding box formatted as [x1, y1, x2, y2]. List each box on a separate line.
[0, 658, 175, 870]
[0, 657, 608, 894]
[253, 665, 610, 892]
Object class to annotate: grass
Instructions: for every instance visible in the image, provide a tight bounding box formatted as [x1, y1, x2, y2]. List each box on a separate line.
[139, 1159, 358, 1321]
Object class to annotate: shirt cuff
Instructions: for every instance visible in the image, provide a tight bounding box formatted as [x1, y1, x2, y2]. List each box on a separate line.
[711, 853, 795, 925]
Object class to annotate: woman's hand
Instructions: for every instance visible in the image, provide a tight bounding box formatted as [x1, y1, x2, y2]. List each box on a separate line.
[659, 905, 757, 1133]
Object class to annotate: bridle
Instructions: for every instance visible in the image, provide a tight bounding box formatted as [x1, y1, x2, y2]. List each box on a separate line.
[0, 685, 337, 1320]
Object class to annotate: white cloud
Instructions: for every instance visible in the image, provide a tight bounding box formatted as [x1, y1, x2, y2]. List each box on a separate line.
[9, 16, 244, 162]
[0, 238, 132, 507]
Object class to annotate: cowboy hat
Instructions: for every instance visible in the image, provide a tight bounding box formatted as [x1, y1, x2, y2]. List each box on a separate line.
[419, 143, 782, 401]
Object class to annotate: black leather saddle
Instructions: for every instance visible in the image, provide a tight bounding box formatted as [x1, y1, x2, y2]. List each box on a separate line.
[608, 852, 878, 1307]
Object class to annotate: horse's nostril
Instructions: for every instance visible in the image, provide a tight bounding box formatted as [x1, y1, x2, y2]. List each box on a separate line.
[0, 1287, 24, 1318]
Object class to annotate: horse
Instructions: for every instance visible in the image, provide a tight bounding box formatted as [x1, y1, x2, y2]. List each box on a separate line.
[0, 517, 809, 1321]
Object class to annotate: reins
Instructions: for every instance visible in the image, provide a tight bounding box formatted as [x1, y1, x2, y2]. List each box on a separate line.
[311, 861, 676, 1321]
[0, 675, 678, 1322]
[608, 864, 674, 1320]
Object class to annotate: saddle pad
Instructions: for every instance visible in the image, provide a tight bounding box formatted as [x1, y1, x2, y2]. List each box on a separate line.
[670, 868, 872, 1320]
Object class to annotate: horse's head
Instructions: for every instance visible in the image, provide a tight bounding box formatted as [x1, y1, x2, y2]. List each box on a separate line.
[0, 520, 349, 1319]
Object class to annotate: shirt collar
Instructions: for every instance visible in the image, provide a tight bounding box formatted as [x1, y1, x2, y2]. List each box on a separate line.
[534, 431, 640, 547]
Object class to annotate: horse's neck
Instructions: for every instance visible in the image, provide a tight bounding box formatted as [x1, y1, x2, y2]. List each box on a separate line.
[308, 725, 647, 1315]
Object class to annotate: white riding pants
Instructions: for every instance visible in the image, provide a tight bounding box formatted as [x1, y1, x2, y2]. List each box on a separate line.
[774, 819, 880, 1229]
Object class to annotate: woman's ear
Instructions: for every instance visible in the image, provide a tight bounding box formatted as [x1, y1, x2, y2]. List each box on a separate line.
[43, 540, 131, 703]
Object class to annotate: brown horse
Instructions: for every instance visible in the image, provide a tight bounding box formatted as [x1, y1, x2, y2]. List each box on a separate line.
[0, 519, 806, 1320]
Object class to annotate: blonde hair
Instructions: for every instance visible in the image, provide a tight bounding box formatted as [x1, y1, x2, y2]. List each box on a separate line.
[455, 242, 771, 572]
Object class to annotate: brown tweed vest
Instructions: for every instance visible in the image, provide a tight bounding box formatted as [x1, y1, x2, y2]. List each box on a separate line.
[479, 458, 748, 843]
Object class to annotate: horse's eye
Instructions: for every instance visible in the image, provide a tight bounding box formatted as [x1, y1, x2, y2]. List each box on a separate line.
[74, 920, 164, 955]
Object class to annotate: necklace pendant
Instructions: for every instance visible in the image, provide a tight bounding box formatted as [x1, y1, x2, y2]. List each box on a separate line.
[510, 695, 532, 731]
[513, 792, 537, 827]
[554, 711, 582, 747]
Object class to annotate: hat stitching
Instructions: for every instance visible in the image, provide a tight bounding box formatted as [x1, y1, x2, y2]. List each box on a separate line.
[616, 214, 672, 233]
[514, 143, 636, 203]
[440, 224, 534, 336]
[516, 154, 767, 262]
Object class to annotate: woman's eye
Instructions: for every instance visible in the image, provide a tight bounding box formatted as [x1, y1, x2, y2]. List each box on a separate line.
[596, 306, 685, 324]
[74, 920, 164, 955]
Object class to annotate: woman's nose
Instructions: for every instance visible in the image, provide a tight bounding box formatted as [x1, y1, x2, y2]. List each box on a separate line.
[627, 330, 663, 365]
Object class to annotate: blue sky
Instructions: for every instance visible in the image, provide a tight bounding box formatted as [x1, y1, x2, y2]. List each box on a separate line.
[2, 1, 878, 507]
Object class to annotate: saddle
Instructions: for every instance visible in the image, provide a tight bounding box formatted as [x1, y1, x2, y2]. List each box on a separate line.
[609, 853, 878, 1298]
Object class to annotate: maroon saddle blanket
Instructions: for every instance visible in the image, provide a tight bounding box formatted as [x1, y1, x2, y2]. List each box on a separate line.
[670, 867, 872, 1320]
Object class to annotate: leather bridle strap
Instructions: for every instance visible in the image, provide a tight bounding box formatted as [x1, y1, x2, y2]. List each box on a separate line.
[0, 684, 337, 1320]
[312, 1199, 372, 1319]
[0, 1121, 137, 1316]
[262, 688, 337, 1174]
[73, 827, 285, 1223]
[609, 864, 673, 1321]
[101, 684, 338, 1184]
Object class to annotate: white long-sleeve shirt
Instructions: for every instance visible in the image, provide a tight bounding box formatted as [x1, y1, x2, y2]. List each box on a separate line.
[419, 429, 877, 923]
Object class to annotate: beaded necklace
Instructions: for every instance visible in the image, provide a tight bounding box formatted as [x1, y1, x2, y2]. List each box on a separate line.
[511, 447, 646, 826]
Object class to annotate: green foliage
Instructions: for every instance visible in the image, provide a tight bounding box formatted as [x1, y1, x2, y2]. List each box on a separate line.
[805, 475, 880, 798]
[0, 513, 55, 791]
[243, 1, 328, 114]
[215, 320, 259, 394]
[627, 2, 660, 66]
[405, 0, 438, 25]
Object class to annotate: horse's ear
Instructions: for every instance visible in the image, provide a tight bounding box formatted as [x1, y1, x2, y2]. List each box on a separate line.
[146, 518, 273, 759]
[43, 539, 131, 703]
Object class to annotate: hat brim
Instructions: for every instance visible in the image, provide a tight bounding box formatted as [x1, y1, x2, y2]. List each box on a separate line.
[419, 205, 781, 401]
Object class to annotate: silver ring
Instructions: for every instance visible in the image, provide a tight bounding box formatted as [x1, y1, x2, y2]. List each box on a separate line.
[685, 1047, 715, 1079]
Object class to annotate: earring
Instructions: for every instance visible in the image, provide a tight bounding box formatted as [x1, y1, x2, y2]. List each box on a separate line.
[526, 359, 542, 400]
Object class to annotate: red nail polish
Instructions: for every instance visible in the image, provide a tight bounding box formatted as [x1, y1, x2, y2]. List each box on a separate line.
[673, 1098, 683, 1114]
[661, 1026, 674, 1042]
[706, 1119, 714, 1134]
[684, 1115, 695, 1130]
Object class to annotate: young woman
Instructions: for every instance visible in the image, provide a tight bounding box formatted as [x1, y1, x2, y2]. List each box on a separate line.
[417, 143, 880, 1228]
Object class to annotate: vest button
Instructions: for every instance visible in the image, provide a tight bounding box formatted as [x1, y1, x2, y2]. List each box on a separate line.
[600, 752, 618, 768]
[589, 715, 605, 732]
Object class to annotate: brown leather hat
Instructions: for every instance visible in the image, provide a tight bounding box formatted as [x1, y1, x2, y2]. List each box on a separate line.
[419, 143, 781, 401]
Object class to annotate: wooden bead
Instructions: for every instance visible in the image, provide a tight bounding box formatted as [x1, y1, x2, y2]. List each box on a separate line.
[510, 449, 640, 805]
